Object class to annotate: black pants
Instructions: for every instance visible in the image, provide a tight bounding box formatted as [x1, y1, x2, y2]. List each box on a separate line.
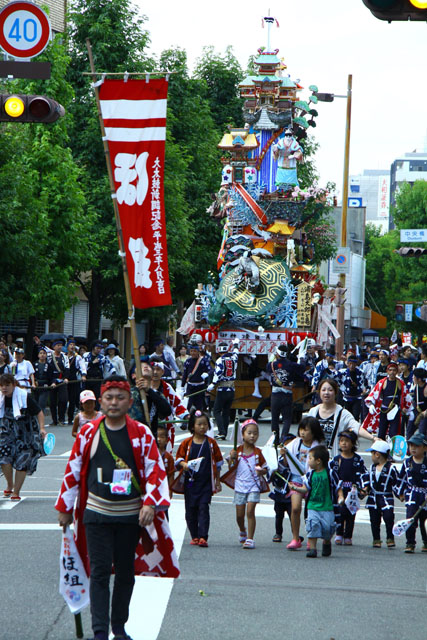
[50, 384, 68, 423]
[67, 379, 81, 423]
[406, 418, 417, 441]
[213, 389, 234, 438]
[186, 384, 206, 412]
[336, 503, 356, 538]
[369, 507, 394, 540]
[85, 522, 141, 636]
[32, 388, 49, 412]
[274, 501, 292, 536]
[253, 395, 271, 421]
[378, 411, 400, 440]
[85, 379, 102, 410]
[344, 397, 361, 421]
[405, 503, 427, 546]
[185, 497, 210, 540]
[271, 392, 293, 440]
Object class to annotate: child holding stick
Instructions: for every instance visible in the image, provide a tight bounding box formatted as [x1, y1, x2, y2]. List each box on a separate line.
[361, 440, 399, 548]
[289, 445, 342, 558]
[174, 411, 223, 547]
[396, 432, 427, 553]
[221, 419, 269, 549]
[284, 416, 324, 550]
[156, 425, 175, 499]
[268, 433, 303, 544]
[331, 429, 367, 546]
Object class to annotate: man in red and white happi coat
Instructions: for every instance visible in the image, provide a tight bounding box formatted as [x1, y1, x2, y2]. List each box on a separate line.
[362, 362, 413, 440]
[151, 361, 189, 449]
[56, 377, 179, 640]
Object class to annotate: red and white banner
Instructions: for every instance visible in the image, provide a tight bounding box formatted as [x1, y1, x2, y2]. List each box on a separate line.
[99, 79, 171, 309]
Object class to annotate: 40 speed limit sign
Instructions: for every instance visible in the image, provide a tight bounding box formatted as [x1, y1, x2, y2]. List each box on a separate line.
[0, 1, 51, 59]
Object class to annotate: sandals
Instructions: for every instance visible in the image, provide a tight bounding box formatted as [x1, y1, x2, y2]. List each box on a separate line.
[239, 530, 247, 543]
[242, 538, 255, 549]
[10, 495, 21, 501]
[190, 538, 199, 545]
[3, 490, 12, 497]
[198, 538, 208, 547]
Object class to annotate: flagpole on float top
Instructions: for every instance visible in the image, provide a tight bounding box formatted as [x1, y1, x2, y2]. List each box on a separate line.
[85, 39, 150, 425]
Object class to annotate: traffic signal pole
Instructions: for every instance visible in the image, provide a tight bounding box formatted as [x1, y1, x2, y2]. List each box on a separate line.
[335, 74, 352, 360]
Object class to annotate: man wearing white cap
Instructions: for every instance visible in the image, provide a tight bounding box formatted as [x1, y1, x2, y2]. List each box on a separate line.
[267, 343, 306, 440]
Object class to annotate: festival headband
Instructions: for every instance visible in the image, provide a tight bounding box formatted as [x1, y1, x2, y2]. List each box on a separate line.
[100, 379, 131, 396]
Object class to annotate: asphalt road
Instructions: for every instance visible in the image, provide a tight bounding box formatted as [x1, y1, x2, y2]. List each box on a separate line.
[1, 419, 426, 640]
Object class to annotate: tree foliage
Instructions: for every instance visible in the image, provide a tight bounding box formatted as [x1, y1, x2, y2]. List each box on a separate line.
[0, 35, 90, 326]
[365, 182, 427, 336]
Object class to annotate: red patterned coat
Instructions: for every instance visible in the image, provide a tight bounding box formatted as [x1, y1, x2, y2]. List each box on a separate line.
[55, 414, 180, 578]
[158, 379, 188, 450]
[362, 376, 413, 435]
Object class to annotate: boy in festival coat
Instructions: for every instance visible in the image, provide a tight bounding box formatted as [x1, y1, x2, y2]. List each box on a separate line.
[396, 432, 427, 553]
[361, 440, 400, 548]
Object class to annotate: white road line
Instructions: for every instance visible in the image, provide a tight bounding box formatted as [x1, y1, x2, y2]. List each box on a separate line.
[0, 497, 26, 510]
[0, 523, 59, 529]
[123, 502, 186, 640]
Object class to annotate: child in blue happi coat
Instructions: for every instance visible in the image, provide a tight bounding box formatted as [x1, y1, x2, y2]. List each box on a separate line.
[396, 432, 427, 553]
[331, 429, 367, 546]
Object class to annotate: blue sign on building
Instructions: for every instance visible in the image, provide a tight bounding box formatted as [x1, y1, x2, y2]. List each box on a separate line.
[348, 197, 362, 208]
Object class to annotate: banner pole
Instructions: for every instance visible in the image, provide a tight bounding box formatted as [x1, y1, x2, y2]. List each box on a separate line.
[86, 39, 150, 425]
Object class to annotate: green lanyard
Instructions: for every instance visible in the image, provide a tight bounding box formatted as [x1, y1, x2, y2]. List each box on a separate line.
[99, 420, 141, 495]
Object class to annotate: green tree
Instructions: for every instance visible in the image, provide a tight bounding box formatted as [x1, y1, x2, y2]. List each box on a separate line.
[194, 46, 244, 129]
[365, 182, 427, 337]
[0, 35, 90, 350]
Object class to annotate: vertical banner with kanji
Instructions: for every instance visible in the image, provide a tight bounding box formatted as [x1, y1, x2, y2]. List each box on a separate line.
[99, 79, 171, 309]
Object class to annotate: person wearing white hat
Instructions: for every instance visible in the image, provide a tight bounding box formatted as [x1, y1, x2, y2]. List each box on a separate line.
[105, 344, 126, 378]
[361, 440, 399, 548]
[267, 343, 306, 440]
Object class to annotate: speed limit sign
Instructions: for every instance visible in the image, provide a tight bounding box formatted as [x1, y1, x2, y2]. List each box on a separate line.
[0, 1, 51, 59]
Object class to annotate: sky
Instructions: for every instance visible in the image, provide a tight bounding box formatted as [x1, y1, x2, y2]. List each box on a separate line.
[135, 0, 427, 197]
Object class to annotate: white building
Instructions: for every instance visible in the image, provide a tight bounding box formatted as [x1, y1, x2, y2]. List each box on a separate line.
[349, 170, 390, 233]
[389, 151, 427, 229]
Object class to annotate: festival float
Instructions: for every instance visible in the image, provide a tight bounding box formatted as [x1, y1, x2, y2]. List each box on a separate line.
[180, 19, 338, 408]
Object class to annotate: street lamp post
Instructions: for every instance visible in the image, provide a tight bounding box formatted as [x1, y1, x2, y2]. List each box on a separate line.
[317, 74, 353, 359]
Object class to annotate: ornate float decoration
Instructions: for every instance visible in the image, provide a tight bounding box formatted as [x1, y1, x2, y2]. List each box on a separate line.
[183, 17, 337, 352]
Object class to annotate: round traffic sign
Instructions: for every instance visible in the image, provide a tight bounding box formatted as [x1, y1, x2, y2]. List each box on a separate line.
[336, 254, 347, 265]
[0, 1, 51, 59]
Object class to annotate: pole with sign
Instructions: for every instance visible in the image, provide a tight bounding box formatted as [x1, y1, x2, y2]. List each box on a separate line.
[0, 1, 52, 78]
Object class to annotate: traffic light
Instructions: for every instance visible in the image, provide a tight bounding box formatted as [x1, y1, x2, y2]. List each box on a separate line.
[0, 94, 65, 123]
[394, 247, 427, 256]
[362, 0, 427, 21]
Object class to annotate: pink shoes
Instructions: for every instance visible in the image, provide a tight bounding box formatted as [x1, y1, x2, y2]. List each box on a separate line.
[286, 539, 302, 550]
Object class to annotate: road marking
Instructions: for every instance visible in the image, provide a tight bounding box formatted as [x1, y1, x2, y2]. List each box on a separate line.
[0, 523, 59, 529]
[0, 497, 26, 510]
[125, 502, 186, 640]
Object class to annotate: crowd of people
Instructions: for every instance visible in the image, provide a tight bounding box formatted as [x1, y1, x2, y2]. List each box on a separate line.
[1, 330, 427, 640]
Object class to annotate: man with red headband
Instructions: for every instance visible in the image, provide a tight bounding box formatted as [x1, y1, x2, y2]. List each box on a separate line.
[56, 376, 179, 640]
[362, 362, 413, 439]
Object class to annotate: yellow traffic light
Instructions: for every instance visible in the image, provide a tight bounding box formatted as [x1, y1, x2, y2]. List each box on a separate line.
[4, 95, 25, 118]
[409, 0, 427, 7]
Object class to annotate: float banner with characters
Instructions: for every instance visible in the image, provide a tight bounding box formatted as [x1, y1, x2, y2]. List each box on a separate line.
[216, 329, 317, 355]
[99, 79, 171, 309]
